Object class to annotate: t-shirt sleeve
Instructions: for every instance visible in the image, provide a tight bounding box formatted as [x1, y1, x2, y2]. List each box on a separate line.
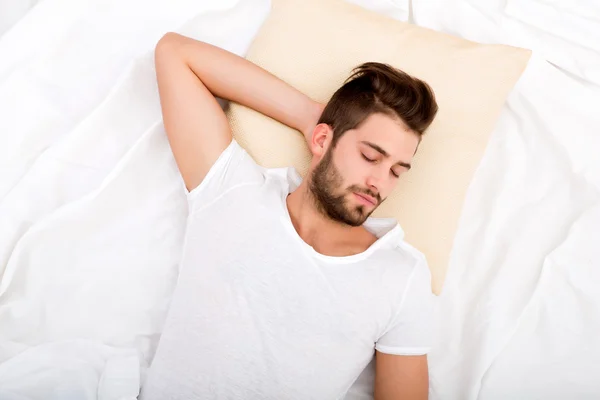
[375, 259, 436, 356]
[185, 139, 264, 213]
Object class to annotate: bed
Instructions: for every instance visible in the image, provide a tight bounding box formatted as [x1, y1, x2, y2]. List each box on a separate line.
[0, 0, 598, 399]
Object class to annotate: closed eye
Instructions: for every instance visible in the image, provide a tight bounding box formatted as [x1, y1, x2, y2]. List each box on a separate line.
[363, 153, 401, 178]
[361, 154, 376, 163]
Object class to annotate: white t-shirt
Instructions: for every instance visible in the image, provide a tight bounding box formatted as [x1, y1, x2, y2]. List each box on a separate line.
[140, 140, 434, 400]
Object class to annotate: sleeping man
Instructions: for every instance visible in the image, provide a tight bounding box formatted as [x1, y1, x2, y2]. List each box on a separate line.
[140, 32, 438, 400]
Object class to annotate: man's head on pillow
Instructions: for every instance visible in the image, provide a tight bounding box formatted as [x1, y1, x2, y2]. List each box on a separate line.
[307, 62, 438, 227]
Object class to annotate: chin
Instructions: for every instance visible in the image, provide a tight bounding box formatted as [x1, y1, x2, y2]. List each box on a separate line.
[349, 208, 370, 226]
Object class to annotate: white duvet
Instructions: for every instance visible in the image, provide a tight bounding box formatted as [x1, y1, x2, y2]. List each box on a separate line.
[0, 0, 599, 399]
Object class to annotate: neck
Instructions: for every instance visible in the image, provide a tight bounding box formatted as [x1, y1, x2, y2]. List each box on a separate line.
[286, 181, 376, 256]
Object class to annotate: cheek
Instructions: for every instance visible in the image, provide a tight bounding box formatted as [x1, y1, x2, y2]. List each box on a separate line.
[336, 154, 367, 185]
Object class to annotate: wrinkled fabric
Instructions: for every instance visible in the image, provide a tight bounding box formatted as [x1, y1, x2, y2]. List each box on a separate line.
[1, 0, 599, 399]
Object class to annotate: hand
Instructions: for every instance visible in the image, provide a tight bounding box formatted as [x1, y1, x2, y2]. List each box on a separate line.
[302, 101, 326, 145]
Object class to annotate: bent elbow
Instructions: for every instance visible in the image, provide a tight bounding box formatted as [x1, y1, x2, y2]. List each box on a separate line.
[155, 32, 180, 54]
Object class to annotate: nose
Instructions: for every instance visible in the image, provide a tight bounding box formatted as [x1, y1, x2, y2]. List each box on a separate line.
[365, 170, 385, 195]
[365, 175, 378, 191]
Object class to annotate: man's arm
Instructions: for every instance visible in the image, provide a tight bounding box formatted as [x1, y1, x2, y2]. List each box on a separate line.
[154, 32, 322, 192]
[374, 352, 429, 400]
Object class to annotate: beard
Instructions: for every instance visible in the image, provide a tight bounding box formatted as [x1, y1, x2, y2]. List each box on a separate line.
[309, 146, 381, 227]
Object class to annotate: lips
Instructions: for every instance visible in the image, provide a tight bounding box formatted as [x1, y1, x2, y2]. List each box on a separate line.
[353, 192, 377, 206]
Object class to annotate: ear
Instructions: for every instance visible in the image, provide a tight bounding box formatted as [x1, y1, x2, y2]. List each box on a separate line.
[308, 123, 333, 158]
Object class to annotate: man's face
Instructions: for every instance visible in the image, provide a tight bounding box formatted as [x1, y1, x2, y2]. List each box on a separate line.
[309, 113, 419, 227]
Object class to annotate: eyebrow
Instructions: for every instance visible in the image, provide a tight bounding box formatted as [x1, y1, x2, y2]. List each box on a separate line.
[360, 141, 412, 170]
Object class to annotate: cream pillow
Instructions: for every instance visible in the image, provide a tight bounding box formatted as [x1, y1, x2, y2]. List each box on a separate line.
[226, 0, 531, 294]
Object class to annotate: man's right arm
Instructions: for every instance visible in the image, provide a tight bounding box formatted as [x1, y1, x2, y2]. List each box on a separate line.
[154, 32, 322, 192]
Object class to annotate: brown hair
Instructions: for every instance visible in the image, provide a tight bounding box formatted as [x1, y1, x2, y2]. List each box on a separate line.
[319, 62, 438, 147]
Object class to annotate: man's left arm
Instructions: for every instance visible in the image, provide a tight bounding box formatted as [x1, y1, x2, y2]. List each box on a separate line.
[373, 259, 436, 399]
[374, 352, 429, 400]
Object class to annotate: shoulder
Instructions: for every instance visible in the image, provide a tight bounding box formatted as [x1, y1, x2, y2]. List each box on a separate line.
[372, 240, 432, 305]
[218, 164, 296, 208]
[263, 165, 302, 187]
[394, 241, 431, 282]
[375, 239, 429, 279]
[257, 166, 301, 198]
[394, 241, 432, 296]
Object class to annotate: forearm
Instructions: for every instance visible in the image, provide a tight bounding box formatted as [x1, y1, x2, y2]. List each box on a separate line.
[156, 32, 320, 136]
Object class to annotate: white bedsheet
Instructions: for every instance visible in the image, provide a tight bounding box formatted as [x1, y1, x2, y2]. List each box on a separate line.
[505, 0, 600, 53]
[0, 0, 270, 399]
[430, 55, 600, 400]
[1, 0, 599, 399]
[0, 0, 39, 36]
[412, 1, 600, 398]
[416, 0, 600, 86]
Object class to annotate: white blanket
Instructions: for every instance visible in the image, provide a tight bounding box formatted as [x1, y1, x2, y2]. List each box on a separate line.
[0, 0, 270, 398]
[412, 1, 600, 398]
[505, 0, 600, 53]
[430, 55, 600, 399]
[415, 0, 600, 86]
[1, 0, 599, 399]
